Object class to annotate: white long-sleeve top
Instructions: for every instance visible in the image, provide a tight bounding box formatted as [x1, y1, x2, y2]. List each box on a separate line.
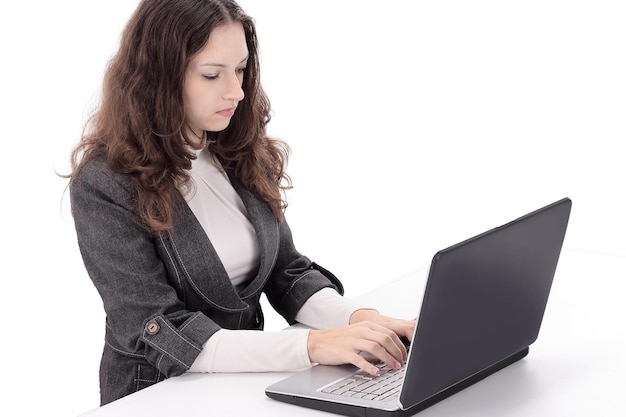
[182, 149, 367, 373]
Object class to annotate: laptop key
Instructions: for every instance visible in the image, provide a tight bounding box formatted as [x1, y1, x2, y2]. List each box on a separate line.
[376, 387, 401, 401]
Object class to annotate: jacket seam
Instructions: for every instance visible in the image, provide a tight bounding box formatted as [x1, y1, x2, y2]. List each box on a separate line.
[283, 270, 315, 298]
[179, 312, 202, 332]
[158, 233, 183, 290]
[105, 340, 145, 359]
[142, 338, 193, 369]
[156, 354, 164, 372]
[135, 365, 141, 392]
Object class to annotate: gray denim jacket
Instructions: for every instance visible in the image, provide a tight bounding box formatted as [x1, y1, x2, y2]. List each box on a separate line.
[70, 157, 343, 405]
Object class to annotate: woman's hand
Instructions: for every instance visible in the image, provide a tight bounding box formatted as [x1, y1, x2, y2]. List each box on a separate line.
[306, 310, 416, 376]
[349, 309, 416, 342]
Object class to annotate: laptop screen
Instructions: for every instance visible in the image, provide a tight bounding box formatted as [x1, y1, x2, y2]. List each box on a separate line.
[401, 198, 571, 406]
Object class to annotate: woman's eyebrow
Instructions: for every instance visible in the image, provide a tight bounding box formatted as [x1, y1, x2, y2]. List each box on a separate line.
[201, 55, 249, 67]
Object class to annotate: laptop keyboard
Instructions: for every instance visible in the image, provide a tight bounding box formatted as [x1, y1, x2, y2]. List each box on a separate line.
[320, 362, 406, 402]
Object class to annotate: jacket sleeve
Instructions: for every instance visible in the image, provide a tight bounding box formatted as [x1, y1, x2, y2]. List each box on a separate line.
[70, 159, 219, 377]
[263, 219, 345, 325]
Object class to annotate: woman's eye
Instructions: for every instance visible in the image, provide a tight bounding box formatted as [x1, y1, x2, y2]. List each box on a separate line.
[236, 67, 247, 74]
[203, 74, 219, 80]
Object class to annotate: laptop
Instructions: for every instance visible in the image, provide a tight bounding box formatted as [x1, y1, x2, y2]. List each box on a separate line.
[266, 197, 572, 416]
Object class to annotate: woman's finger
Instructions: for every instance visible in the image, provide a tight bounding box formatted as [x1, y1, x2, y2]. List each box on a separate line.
[360, 322, 408, 362]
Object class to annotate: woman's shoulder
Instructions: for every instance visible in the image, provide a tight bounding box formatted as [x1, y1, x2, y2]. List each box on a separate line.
[71, 156, 136, 195]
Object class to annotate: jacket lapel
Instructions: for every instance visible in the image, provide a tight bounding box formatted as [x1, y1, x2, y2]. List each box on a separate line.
[165, 173, 279, 310]
[166, 192, 248, 312]
[227, 173, 280, 299]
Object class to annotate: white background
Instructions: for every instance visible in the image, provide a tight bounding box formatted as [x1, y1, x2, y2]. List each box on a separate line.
[0, 1, 624, 416]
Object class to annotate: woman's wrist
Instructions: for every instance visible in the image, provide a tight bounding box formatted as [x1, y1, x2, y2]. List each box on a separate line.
[348, 308, 380, 325]
[306, 328, 327, 365]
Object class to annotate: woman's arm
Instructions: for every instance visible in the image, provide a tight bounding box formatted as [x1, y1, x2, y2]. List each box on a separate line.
[188, 289, 414, 374]
[71, 158, 219, 377]
[188, 328, 311, 373]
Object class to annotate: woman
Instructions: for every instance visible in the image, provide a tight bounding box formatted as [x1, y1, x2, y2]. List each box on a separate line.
[69, 0, 415, 405]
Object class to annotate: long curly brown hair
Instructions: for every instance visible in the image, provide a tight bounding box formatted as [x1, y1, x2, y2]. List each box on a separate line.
[69, 0, 291, 233]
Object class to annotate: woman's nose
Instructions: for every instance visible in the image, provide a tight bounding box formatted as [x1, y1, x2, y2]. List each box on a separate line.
[224, 74, 245, 102]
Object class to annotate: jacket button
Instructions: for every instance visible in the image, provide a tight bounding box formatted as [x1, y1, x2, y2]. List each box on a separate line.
[146, 321, 160, 335]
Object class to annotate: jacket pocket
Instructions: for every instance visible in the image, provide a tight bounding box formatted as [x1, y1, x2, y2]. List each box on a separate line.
[134, 363, 166, 393]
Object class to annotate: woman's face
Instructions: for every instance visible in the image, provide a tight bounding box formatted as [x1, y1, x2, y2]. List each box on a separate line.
[183, 22, 248, 142]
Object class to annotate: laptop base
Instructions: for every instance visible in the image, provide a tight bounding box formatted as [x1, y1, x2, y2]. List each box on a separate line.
[266, 347, 529, 417]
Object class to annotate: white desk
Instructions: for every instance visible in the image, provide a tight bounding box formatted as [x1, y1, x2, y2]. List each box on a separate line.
[78, 249, 626, 416]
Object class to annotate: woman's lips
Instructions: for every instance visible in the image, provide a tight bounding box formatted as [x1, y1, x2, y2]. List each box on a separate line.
[217, 107, 236, 117]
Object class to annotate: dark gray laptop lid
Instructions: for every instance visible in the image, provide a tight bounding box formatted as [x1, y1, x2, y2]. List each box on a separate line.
[400, 198, 571, 408]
